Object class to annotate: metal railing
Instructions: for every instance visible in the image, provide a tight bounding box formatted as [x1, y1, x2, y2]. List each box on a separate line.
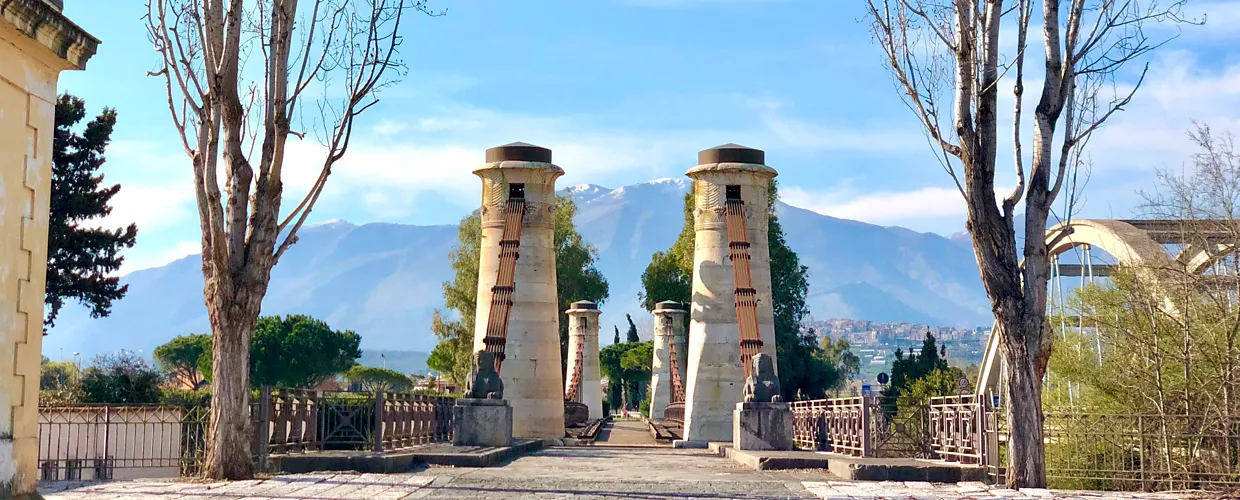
[1042, 411, 1240, 491]
[663, 402, 684, 429]
[791, 397, 872, 456]
[253, 388, 455, 457]
[925, 394, 1240, 492]
[928, 393, 993, 465]
[38, 405, 209, 481]
[40, 388, 455, 481]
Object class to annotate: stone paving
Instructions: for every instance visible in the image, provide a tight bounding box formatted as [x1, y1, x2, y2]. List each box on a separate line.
[802, 481, 1220, 499]
[593, 419, 659, 445]
[40, 447, 1226, 499]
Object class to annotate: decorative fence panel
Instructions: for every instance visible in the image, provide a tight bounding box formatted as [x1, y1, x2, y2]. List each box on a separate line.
[376, 392, 453, 451]
[41, 389, 455, 482]
[791, 397, 872, 457]
[266, 389, 455, 454]
[38, 405, 209, 481]
[925, 394, 1240, 492]
[663, 402, 684, 429]
[928, 394, 988, 465]
[1041, 411, 1240, 491]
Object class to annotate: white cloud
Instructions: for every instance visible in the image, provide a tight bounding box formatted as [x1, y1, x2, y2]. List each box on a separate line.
[749, 100, 927, 153]
[780, 184, 1017, 235]
[1085, 52, 1240, 171]
[90, 139, 196, 234]
[371, 119, 409, 137]
[783, 186, 966, 224]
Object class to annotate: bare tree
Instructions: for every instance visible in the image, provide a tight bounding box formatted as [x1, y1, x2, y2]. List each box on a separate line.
[865, 0, 1189, 488]
[145, 0, 437, 479]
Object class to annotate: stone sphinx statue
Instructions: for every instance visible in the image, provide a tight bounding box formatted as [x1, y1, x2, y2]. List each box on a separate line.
[466, 350, 504, 400]
[742, 353, 783, 403]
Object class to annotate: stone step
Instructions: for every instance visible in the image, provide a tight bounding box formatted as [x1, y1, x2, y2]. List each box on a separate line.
[716, 444, 988, 483]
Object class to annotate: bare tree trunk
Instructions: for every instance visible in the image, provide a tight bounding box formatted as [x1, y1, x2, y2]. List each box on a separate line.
[147, 0, 432, 480]
[204, 289, 262, 478]
[1001, 321, 1048, 487]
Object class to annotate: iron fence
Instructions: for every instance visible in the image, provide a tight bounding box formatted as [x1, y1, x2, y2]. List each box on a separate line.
[1041, 411, 1240, 491]
[376, 392, 453, 450]
[925, 394, 1240, 491]
[791, 397, 873, 456]
[928, 393, 992, 465]
[253, 388, 455, 457]
[793, 397, 874, 456]
[38, 405, 209, 481]
[663, 402, 684, 429]
[40, 388, 455, 482]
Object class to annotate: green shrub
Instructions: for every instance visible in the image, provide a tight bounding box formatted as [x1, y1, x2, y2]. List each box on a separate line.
[159, 388, 211, 406]
[80, 351, 163, 404]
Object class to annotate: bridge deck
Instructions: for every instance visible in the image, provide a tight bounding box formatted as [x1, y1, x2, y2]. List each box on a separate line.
[41, 447, 1197, 499]
[592, 419, 661, 446]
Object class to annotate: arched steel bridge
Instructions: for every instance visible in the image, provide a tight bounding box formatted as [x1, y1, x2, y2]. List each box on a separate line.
[976, 218, 1239, 393]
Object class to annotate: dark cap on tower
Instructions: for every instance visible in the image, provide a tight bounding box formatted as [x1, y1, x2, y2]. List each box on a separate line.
[697, 144, 765, 165]
[570, 300, 599, 311]
[485, 142, 552, 163]
[655, 301, 686, 311]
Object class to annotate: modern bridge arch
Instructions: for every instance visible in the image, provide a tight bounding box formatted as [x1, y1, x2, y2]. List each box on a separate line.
[974, 219, 1223, 394]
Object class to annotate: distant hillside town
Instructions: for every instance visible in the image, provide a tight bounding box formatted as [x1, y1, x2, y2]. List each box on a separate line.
[806, 318, 990, 385]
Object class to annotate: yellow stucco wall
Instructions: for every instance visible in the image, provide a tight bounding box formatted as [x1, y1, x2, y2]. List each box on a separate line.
[0, 14, 74, 495]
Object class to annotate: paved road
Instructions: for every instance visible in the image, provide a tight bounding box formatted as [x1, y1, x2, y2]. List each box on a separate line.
[40, 447, 1214, 499]
[593, 419, 659, 445]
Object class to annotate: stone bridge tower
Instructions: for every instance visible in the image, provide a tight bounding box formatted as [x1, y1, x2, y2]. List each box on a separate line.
[682, 144, 779, 443]
[472, 142, 565, 438]
[649, 301, 687, 419]
[564, 301, 603, 419]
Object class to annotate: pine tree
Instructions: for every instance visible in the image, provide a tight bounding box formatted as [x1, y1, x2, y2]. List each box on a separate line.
[45, 94, 137, 328]
[614, 326, 621, 345]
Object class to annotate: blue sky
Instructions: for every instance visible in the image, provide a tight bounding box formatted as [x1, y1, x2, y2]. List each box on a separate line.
[58, 0, 1240, 274]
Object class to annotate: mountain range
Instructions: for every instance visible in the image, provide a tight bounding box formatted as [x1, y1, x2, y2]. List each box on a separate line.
[44, 179, 993, 363]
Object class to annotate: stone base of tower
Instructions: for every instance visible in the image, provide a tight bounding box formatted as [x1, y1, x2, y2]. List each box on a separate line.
[683, 319, 746, 442]
[733, 402, 794, 451]
[649, 373, 670, 420]
[453, 399, 514, 447]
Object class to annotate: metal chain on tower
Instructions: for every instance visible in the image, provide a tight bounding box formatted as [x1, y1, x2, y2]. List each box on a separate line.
[724, 196, 763, 378]
[664, 314, 686, 403]
[564, 317, 587, 402]
[481, 190, 527, 373]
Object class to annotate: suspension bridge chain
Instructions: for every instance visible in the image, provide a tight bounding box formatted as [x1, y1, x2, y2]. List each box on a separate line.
[481, 197, 526, 372]
[724, 198, 763, 378]
[565, 318, 586, 402]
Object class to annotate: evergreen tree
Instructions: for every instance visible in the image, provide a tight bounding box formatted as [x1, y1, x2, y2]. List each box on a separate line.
[881, 333, 956, 416]
[45, 94, 137, 327]
[625, 313, 640, 343]
[614, 326, 621, 345]
[192, 315, 361, 389]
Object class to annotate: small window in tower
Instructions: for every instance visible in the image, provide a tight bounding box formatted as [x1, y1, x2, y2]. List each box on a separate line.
[726, 185, 741, 200]
[509, 183, 526, 199]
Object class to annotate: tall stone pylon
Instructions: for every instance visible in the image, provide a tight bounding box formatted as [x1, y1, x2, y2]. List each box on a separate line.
[650, 301, 688, 419]
[683, 144, 779, 443]
[472, 142, 565, 438]
[564, 301, 603, 419]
